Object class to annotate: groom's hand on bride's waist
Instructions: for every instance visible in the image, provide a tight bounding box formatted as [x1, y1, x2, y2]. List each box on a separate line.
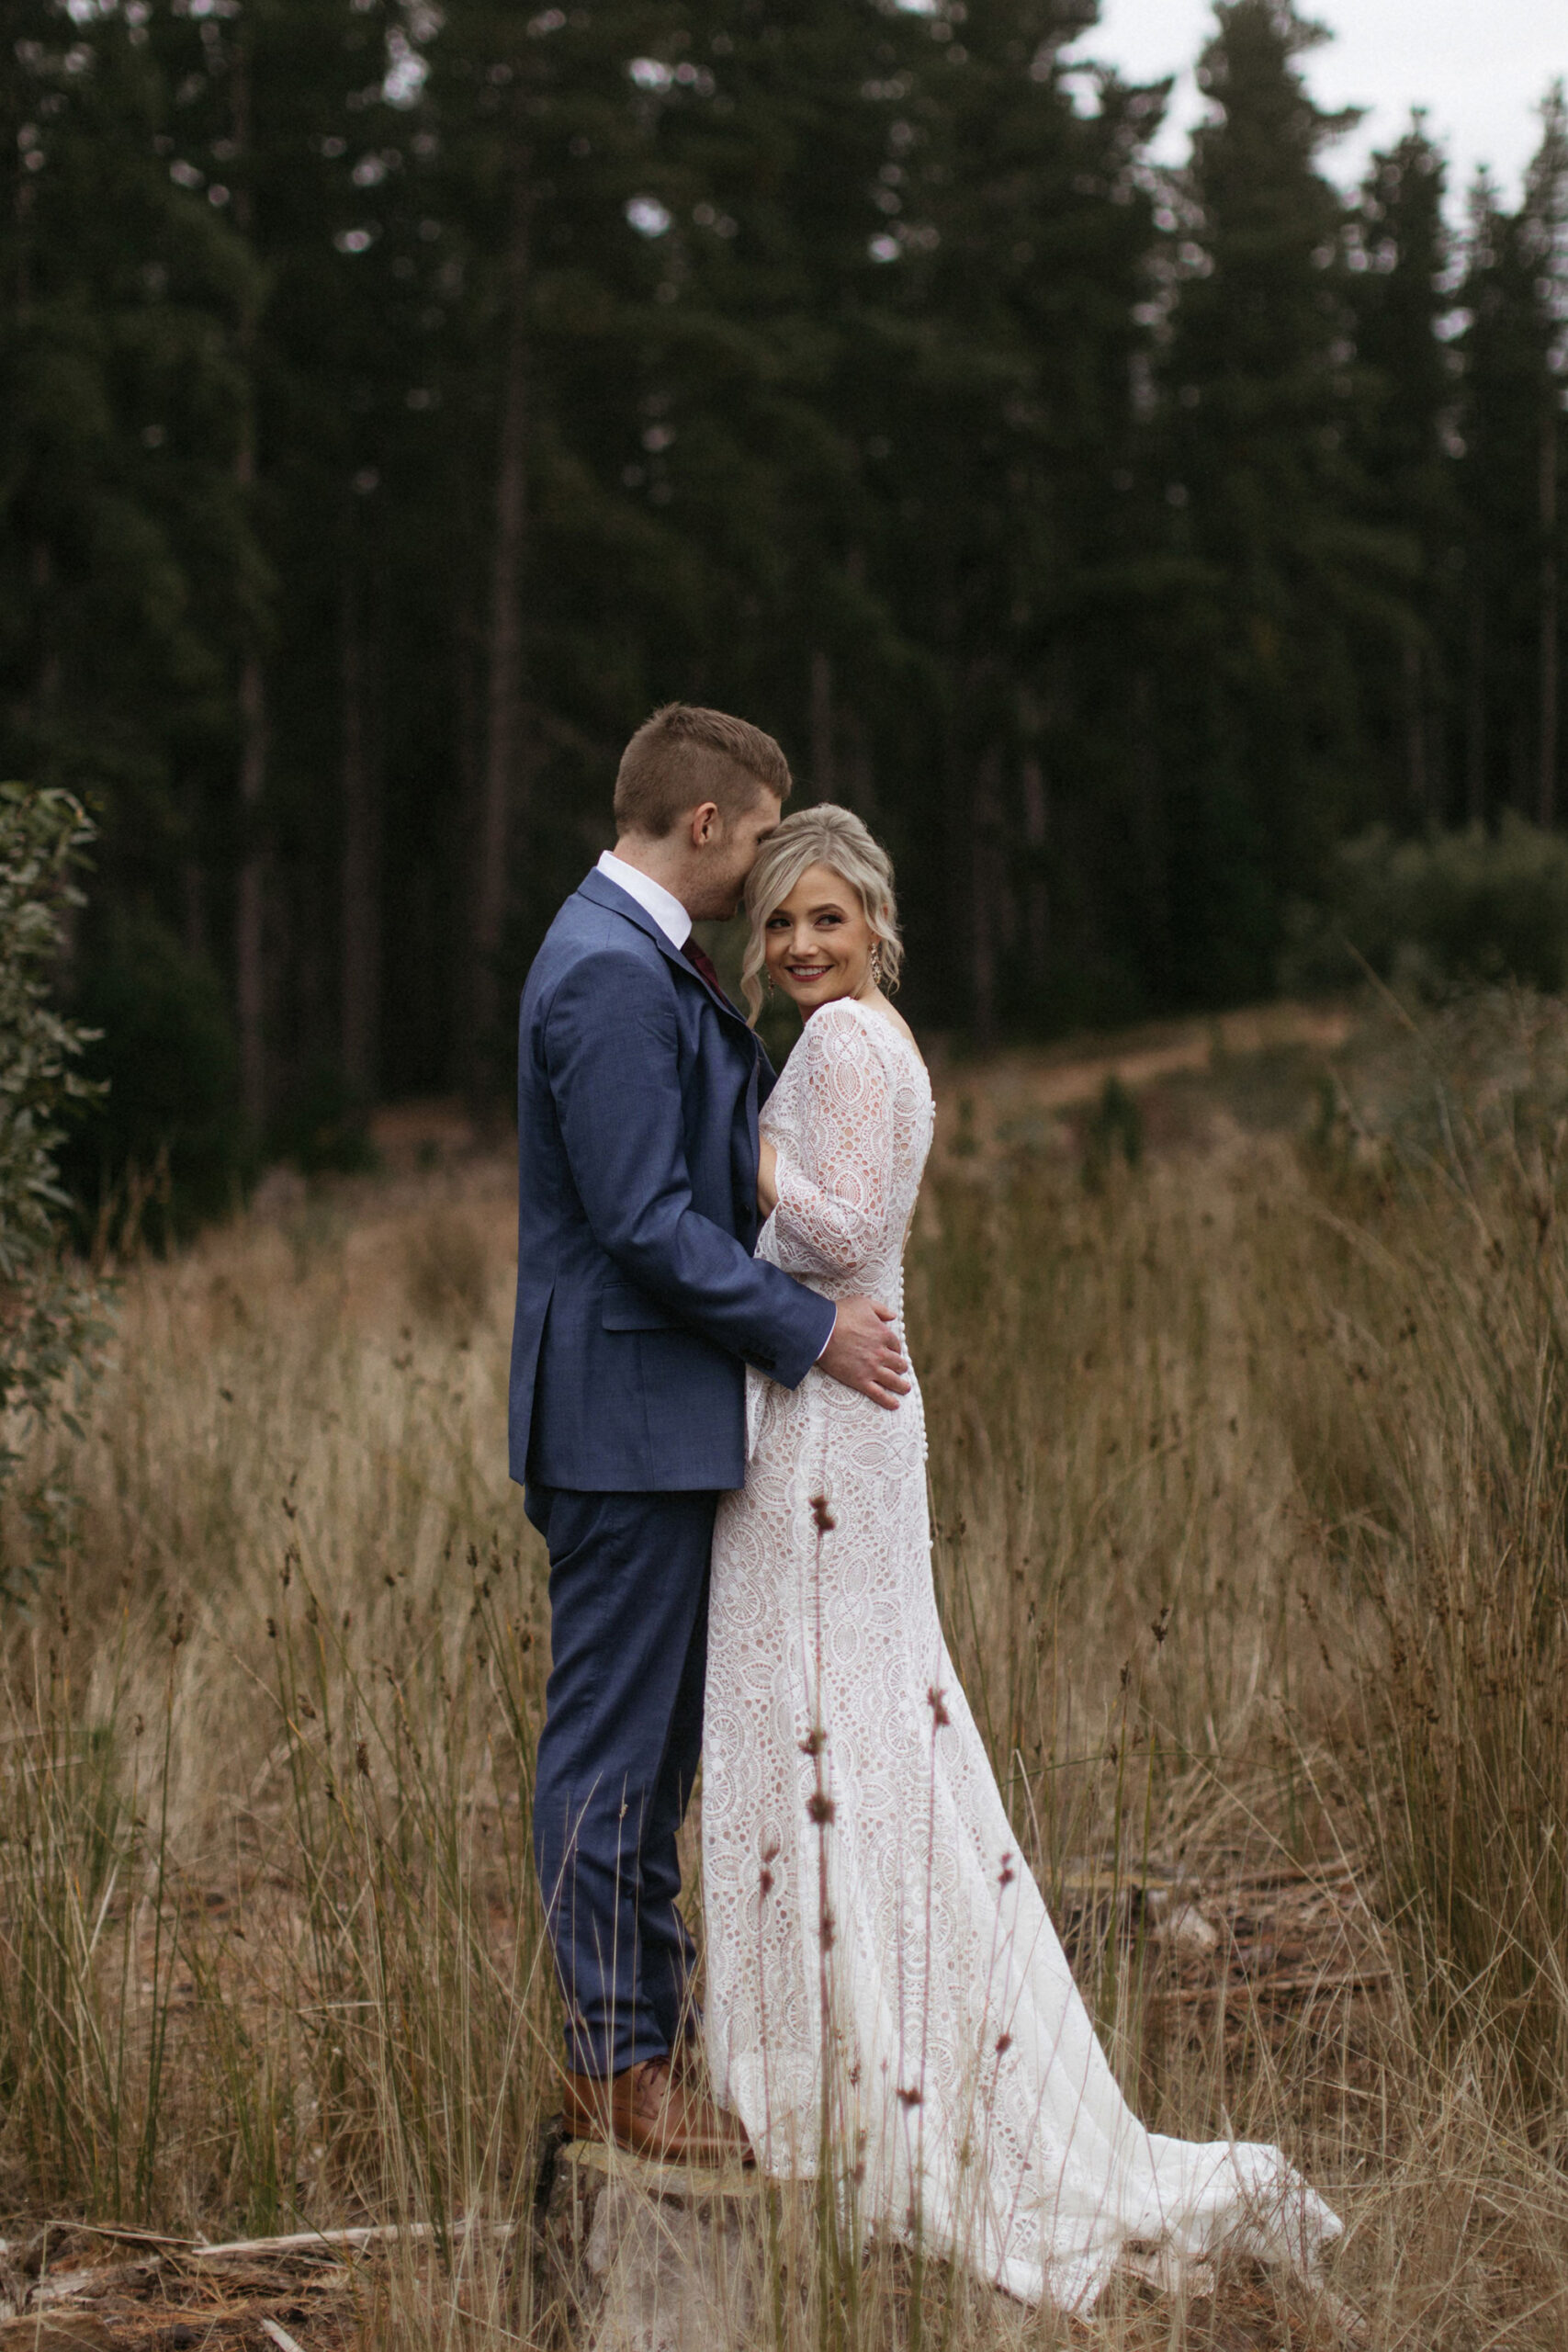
[818, 1299, 909, 1410]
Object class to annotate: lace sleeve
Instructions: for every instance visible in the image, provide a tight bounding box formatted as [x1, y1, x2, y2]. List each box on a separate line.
[767, 1002, 895, 1280]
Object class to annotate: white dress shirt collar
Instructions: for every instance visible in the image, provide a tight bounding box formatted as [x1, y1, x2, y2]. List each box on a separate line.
[596, 850, 692, 949]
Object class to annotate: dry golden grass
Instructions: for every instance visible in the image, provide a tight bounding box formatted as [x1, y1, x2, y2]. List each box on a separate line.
[3, 1004, 1568, 2346]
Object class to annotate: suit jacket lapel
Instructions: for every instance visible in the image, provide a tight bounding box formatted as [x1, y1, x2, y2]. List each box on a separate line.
[576, 869, 753, 1033]
[576, 868, 766, 1242]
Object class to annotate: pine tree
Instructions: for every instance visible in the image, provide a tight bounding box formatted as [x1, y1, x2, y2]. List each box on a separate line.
[1, 5, 258, 862]
[881, 1, 1167, 1035]
[12, 0, 1567, 1152]
[1458, 90, 1568, 827]
[1346, 114, 1461, 827]
[1, 1, 258, 1208]
[1153, 0, 1375, 1002]
[1523, 85, 1568, 826]
[419, 0, 728, 1098]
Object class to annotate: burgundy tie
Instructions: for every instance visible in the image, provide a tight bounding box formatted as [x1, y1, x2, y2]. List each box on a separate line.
[682, 937, 728, 1001]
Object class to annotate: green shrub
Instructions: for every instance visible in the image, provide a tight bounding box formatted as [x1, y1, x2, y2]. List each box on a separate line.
[0, 784, 108, 1581]
[1285, 816, 1568, 998]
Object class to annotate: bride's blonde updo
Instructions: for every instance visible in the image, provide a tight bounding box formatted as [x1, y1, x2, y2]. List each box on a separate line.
[741, 804, 902, 1023]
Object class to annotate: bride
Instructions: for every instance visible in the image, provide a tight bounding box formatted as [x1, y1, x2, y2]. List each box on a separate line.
[700, 805, 1342, 2312]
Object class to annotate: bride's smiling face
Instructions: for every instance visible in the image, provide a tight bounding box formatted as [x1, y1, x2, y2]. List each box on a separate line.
[762, 862, 878, 1013]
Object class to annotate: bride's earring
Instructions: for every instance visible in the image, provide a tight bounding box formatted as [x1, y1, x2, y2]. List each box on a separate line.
[765, 967, 774, 999]
[869, 944, 884, 989]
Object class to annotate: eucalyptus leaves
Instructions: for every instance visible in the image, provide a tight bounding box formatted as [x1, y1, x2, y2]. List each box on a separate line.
[0, 783, 107, 1589]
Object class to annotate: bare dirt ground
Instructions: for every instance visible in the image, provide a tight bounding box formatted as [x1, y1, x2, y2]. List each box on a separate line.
[358, 998, 1356, 1179]
[932, 1002, 1353, 1118]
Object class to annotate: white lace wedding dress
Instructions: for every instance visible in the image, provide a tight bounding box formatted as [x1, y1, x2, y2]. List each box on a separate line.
[702, 995, 1341, 2312]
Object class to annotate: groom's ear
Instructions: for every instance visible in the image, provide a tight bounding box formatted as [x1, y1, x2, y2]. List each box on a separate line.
[688, 799, 724, 847]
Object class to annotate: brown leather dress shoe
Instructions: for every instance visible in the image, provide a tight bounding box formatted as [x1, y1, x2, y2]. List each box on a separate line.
[561, 2055, 753, 2166]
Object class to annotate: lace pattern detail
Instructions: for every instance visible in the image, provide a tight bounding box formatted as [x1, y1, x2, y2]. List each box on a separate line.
[703, 997, 1340, 2311]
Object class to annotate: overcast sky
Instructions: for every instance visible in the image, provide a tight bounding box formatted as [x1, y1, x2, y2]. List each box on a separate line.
[1069, 0, 1566, 207]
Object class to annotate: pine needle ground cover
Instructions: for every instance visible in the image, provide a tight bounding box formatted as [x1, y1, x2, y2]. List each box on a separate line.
[2, 1004, 1567, 2348]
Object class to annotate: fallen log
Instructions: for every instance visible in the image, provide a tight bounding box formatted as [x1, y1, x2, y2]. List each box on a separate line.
[17, 2214, 521, 2316]
[186, 2216, 519, 2265]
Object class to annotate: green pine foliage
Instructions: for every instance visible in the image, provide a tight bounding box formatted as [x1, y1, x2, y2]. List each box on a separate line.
[1345, 117, 1461, 831]
[1152, 0, 1379, 1003]
[2, 1, 1567, 1183]
[1460, 90, 1568, 829]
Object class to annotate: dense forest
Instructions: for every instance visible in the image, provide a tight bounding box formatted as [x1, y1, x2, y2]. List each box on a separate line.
[4, 0, 1567, 1210]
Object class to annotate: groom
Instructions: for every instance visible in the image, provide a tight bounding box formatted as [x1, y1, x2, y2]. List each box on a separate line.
[510, 704, 908, 2163]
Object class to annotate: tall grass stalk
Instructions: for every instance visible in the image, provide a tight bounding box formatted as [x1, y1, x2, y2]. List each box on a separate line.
[1276, 1017, 1568, 2131]
[0, 1102, 1563, 2340]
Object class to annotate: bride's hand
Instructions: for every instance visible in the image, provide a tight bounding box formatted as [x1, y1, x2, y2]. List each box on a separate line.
[758, 1137, 779, 1218]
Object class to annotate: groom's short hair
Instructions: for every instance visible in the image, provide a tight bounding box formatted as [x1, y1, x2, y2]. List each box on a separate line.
[615, 704, 792, 838]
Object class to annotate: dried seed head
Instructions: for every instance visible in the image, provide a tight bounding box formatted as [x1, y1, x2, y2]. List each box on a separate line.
[810, 1493, 837, 1534]
[897, 2084, 923, 2109]
[355, 1739, 370, 1776]
[995, 2031, 1012, 2057]
[927, 1684, 951, 1728]
[998, 1852, 1015, 1889]
[807, 1792, 836, 1826]
[759, 1869, 774, 1898]
[799, 1727, 826, 1758]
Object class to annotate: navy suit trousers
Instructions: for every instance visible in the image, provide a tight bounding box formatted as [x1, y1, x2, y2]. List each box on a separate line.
[525, 1483, 717, 2077]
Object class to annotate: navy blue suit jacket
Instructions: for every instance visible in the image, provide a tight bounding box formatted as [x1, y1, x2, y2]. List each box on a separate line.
[508, 868, 837, 1492]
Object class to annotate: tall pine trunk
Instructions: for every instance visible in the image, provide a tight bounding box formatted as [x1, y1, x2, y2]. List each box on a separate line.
[1404, 640, 1429, 822]
[468, 140, 531, 1112]
[1466, 588, 1486, 826]
[340, 567, 379, 1099]
[235, 655, 267, 1133]
[1540, 405, 1560, 829]
[232, 39, 266, 1136]
[970, 743, 1003, 1049]
[809, 649, 835, 799]
[1021, 751, 1049, 989]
